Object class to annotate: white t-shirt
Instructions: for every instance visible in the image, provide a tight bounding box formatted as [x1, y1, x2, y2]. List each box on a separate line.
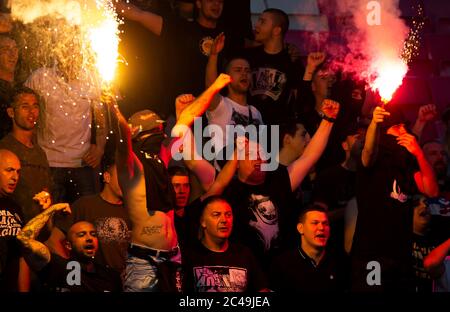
[206, 95, 263, 155]
[25, 67, 102, 168]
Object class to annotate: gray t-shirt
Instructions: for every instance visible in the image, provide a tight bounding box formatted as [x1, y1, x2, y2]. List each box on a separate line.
[0, 133, 52, 223]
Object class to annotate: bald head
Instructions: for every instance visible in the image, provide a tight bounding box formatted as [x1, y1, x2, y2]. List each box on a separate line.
[66, 221, 98, 260]
[0, 149, 20, 197]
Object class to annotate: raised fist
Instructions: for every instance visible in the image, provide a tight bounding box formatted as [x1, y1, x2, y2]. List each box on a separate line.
[321, 99, 340, 119]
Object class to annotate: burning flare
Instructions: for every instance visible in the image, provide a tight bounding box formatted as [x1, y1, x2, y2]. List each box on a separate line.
[89, 13, 120, 84]
[370, 59, 408, 104]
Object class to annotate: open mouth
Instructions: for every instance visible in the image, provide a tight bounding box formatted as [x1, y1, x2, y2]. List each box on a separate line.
[315, 233, 327, 241]
[84, 244, 95, 253]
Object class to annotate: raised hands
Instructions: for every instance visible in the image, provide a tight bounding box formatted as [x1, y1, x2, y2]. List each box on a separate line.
[210, 32, 225, 56]
[307, 52, 326, 69]
[396, 132, 421, 157]
[417, 104, 437, 123]
[371, 106, 391, 124]
[48, 203, 72, 215]
[321, 99, 340, 120]
[175, 94, 195, 121]
[213, 73, 232, 90]
[33, 191, 52, 210]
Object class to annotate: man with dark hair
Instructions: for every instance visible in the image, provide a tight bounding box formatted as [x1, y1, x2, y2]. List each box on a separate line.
[57, 156, 132, 275]
[244, 8, 305, 126]
[116, 0, 238, 117]
[182, 195, 268, 292]
[17, 203, 122, 292]
[168, 165, 195, 247]
[205, 33, 263, 162]
[261, 8, 289, 37]
[270, 205, 343, 292]
[0, 86, 53, 224]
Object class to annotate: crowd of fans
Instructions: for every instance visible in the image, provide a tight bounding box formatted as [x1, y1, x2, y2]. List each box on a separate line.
[0, 0, 448, 293]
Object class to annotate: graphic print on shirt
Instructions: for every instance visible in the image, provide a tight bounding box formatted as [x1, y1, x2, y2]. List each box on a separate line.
[248, 194, 279, 251]
[199, 36, 214, 56]
[390, 179, 408, 203]
[95, 217, 130, 243]
[250, 67, 287, 101]
[0, 209, 22, 237]
[193, 266, 247, 292]
[230, 108, 261, 128]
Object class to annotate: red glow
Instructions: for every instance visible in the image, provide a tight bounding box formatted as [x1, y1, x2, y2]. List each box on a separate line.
[370, 60, 408, 104]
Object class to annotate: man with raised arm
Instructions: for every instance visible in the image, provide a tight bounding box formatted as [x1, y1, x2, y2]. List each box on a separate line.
[109, 74, 231, 292]
[17, 198, 121, 292]
[351, 106, 439, 291]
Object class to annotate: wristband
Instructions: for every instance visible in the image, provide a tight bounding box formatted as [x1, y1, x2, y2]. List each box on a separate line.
[319, 112, 336, 123]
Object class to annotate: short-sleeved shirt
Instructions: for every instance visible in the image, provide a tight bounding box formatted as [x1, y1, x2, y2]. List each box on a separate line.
[223, 167, 293, 261]
[182, 241, 268, 292]
[245, 46, 301, 126]
[0, 134, 52, 223]
[69, 194, 131, 273]
[160, 17, 233, 103]
[206, 95, 263, 156]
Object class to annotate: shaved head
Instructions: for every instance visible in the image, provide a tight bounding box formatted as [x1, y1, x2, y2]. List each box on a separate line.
[0, 149, 21, 197]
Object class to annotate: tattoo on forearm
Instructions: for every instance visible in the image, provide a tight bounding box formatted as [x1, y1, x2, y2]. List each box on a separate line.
[141, 225, 163, 236]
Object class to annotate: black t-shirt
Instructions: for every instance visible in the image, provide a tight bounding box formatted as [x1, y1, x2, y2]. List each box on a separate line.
[0, 197, 23, 291]
[411, 233, 442, 292]
[245, 46, 302, 126]
[223, 166, 293, 262]
[160, 16, 233, 107]
[353, 134, 419, 261]
[118, 2, 174, 118]
[174, 197, 202, 249]
[69, 194, 131, 274]
[182, 241, 268, 292]
[39, 254, 122, 292]
[270, 247, 343, 292]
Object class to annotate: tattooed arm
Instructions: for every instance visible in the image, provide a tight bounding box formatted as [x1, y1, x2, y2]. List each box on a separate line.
[17, 203, 71, 271]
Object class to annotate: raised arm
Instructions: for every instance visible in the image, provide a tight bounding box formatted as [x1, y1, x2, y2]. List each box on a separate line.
[303, 52, 325, 81]
[174, 73, 231, 131]
[411, 104, 437, 142]
[424, 238, 450, 279]
[205, 33, 225, 111]
[17, 203, 70, 271]
[115, 1, 163, 36]
[361, 106, 390, 167]
[201, 149, 239, 199]
[288, 100, 339, 191]
[395, 132, 439, 197]
[106, 96, 150, 224]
